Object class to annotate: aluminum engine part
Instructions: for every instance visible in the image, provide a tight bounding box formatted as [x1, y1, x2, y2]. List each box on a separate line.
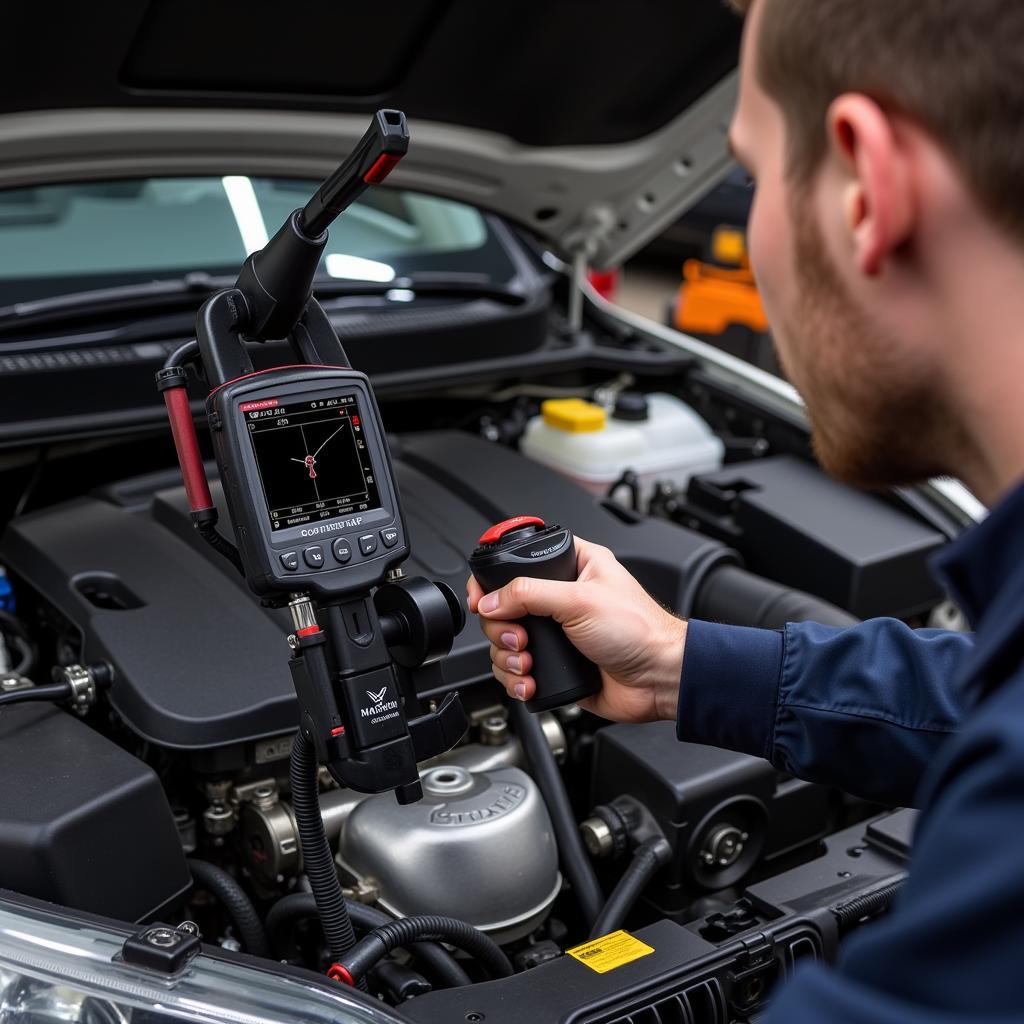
[339, 765, 561, 943]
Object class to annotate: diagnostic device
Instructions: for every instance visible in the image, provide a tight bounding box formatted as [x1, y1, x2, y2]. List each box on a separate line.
[158, 110, 467, 805]
[469, 516, 602, 712]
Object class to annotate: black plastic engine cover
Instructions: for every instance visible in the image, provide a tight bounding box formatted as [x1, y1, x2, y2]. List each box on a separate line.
[0, 432, 731, 750]
[0, 705, 190, 921]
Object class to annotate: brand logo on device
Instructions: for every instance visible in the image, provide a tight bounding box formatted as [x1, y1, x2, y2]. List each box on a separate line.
[240, 398, 279, 413]
[367, 687, 388, 706]
[299, 516, 363, 538]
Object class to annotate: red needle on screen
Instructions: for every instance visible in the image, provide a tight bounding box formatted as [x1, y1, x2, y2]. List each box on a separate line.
[304, 455, 317, 480]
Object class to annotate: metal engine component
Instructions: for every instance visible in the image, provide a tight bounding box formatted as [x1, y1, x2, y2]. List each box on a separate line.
[339, 765, 561, 943]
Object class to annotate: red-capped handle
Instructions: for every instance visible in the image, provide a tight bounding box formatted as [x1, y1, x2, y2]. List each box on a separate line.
[478, 516, 546, 546]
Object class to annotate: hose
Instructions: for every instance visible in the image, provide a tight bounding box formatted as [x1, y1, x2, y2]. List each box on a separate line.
[195, 515, 245, 576]
[335, 915, 513, 988]
[589, 837, 672, 939]
[832, 879, 903, 934]
[0, 682, 71, 708]
[509, 700, 604, 927]
[289, 732, 363, 985]
[164, 339, 200, 370]
[187, 859, 269, 958]
[266, 892, 470, 989]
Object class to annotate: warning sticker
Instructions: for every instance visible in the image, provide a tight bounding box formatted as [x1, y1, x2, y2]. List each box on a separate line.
[567, 930, 655, 974]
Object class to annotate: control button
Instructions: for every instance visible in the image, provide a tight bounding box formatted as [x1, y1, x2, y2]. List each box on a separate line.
[380, 527, 400, 548]
[280, 551, 299, 571]
[303, 545, 325, 569]
[332, 538, 353, 564]
[358, 534, 378, 557]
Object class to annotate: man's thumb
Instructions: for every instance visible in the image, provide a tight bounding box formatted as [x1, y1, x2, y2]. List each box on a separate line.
[477, 576, 582, 622]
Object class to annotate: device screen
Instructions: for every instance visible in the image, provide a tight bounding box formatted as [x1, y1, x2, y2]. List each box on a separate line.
[244, 393, 383, 531]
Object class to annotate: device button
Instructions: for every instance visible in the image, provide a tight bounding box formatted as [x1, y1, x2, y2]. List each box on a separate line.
[380, 527, 400, 548]
[332, 538, 353, 564]
[303, 545, 325, 569]
[358, 533, 378, 556]
[280, 551, 299, 571]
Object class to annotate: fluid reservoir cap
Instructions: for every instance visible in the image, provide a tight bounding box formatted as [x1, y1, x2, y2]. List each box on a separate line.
[478, 516, 545, 546]
[612, 392, 649, 422]
[541, 398, 606, 433]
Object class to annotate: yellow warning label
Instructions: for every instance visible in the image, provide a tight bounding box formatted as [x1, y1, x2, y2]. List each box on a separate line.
[567, 930, 655, 974]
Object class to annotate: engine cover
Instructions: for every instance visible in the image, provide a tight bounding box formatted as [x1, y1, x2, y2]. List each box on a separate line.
[339, 765, 560, 942]
[0, 431, 728, 750]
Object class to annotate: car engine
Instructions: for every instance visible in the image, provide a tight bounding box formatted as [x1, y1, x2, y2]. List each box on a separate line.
[0, 117, 951, 1022]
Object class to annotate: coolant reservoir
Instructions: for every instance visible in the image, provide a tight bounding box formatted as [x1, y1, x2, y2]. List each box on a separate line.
[520, 393, 724, 499]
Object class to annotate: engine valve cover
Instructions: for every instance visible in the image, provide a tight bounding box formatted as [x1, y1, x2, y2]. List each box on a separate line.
[339, 766, 561, 942]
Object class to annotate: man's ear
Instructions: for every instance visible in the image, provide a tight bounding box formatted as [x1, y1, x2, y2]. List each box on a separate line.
[826, 94, 913, 277]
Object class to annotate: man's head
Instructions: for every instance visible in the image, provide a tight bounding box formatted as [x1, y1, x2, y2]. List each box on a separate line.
[728, 0, 1024, 497]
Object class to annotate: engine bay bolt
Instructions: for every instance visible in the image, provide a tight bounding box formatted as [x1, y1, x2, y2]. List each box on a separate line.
[479, 714, 509, 746]
[580, 816, 615, 859]
[144, 927, 182, 949]
[700, 825, 748, 868]
[203, 801, 236, 837]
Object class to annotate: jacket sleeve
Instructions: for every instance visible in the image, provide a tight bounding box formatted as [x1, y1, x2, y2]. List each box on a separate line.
[760, 681, 1024, 1022]
[677, 618, 972, 805]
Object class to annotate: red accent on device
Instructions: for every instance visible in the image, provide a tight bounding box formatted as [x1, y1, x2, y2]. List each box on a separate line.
[327, 963, 355, 986]
[363, 153, 401, 184]
[163, 385, 214, 513]
[478, 516, 546, 546]
[240, 398, 279, 413]
[331, 725, 346, 737]
[296, 625, 321, 637]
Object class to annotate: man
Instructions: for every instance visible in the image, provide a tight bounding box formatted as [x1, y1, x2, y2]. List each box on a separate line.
[467, 1, 1024, 1019]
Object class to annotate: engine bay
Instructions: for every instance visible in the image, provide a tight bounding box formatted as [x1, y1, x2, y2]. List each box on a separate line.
[0, 119, 958, 1023]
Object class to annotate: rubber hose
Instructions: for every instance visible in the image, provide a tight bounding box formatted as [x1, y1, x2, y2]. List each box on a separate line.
[266, 892, 470, 988]
[288, 733, 363, 982]
[589, 837, 672, 939]
[0, 682, 70, 708]
[694, 564, 857, 629]
[197, 520, 244, 576]
[509, 700, 604, 927]
[832, 880, 903, 934]
[338, 915, 513, 986]
[164, 338, 200, 370]
[187, 859, 269, 958]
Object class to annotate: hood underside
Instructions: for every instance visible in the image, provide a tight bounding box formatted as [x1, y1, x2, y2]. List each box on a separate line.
[0, 1, 741, 268]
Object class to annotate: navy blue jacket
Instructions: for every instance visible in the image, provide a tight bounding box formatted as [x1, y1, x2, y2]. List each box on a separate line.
[677, 480, 1024, 1021]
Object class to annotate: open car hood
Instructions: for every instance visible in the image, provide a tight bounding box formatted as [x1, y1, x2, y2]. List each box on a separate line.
[0, 0, 740, 269]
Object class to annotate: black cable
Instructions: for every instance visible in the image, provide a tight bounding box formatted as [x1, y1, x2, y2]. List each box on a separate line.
[164, 339, 200, 370]
[289, 732, 365, 987]
[337, 915, 513, 987]
[589, 837, 672, 939]
[187, 859, 269, 958]
[195, 517, 245, 576]
[509, 700, 604, 927]
[0, 682, 70, 708]
[266, 892, 470, 989]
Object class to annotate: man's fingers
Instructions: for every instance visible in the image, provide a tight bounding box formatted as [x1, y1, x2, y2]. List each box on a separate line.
[489, 643, 532, 676]
[491, 665, 536, 702]
[480, 619, 528, 651]
[477, 576, 583, 622]
[466, 574, 485, 613]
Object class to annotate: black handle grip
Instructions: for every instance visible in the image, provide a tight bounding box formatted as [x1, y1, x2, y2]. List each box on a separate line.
[469, 521, 602, 713]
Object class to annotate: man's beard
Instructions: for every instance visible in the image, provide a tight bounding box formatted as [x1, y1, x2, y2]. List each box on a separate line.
[776, 199, 955, 489]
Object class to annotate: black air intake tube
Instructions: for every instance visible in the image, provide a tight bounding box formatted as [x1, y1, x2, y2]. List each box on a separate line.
[694, 564, 858, 629]
[187, 859, 269, 958]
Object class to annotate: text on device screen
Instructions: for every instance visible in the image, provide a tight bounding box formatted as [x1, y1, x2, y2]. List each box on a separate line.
[244, 393, 383, 531]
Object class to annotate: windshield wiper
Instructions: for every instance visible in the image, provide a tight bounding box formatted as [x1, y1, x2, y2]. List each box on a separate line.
[0, 270, 534, 338]
[0, 272, 231, 336]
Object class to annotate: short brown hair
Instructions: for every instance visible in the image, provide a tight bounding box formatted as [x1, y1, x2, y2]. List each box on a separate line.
[731, 0, 1024, 241]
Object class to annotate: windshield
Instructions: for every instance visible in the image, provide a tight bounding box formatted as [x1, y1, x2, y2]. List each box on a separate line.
[0, 177, 516, 304]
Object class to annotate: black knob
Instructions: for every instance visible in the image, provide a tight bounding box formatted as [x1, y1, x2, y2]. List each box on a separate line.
[469, 517, 602, 713]
[612, 392, 649, 422]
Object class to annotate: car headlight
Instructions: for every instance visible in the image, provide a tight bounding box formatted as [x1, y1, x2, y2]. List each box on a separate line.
[0, 893, 392, 1024]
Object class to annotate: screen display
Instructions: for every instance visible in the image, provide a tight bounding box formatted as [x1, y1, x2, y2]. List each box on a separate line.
[244, 393, 382, 531]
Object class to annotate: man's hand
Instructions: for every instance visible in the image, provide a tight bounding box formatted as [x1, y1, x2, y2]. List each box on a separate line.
[466, 537, 686, 723]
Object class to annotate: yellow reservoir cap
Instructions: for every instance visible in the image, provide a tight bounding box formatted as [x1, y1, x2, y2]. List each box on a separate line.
[541, 398, 607, 433]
